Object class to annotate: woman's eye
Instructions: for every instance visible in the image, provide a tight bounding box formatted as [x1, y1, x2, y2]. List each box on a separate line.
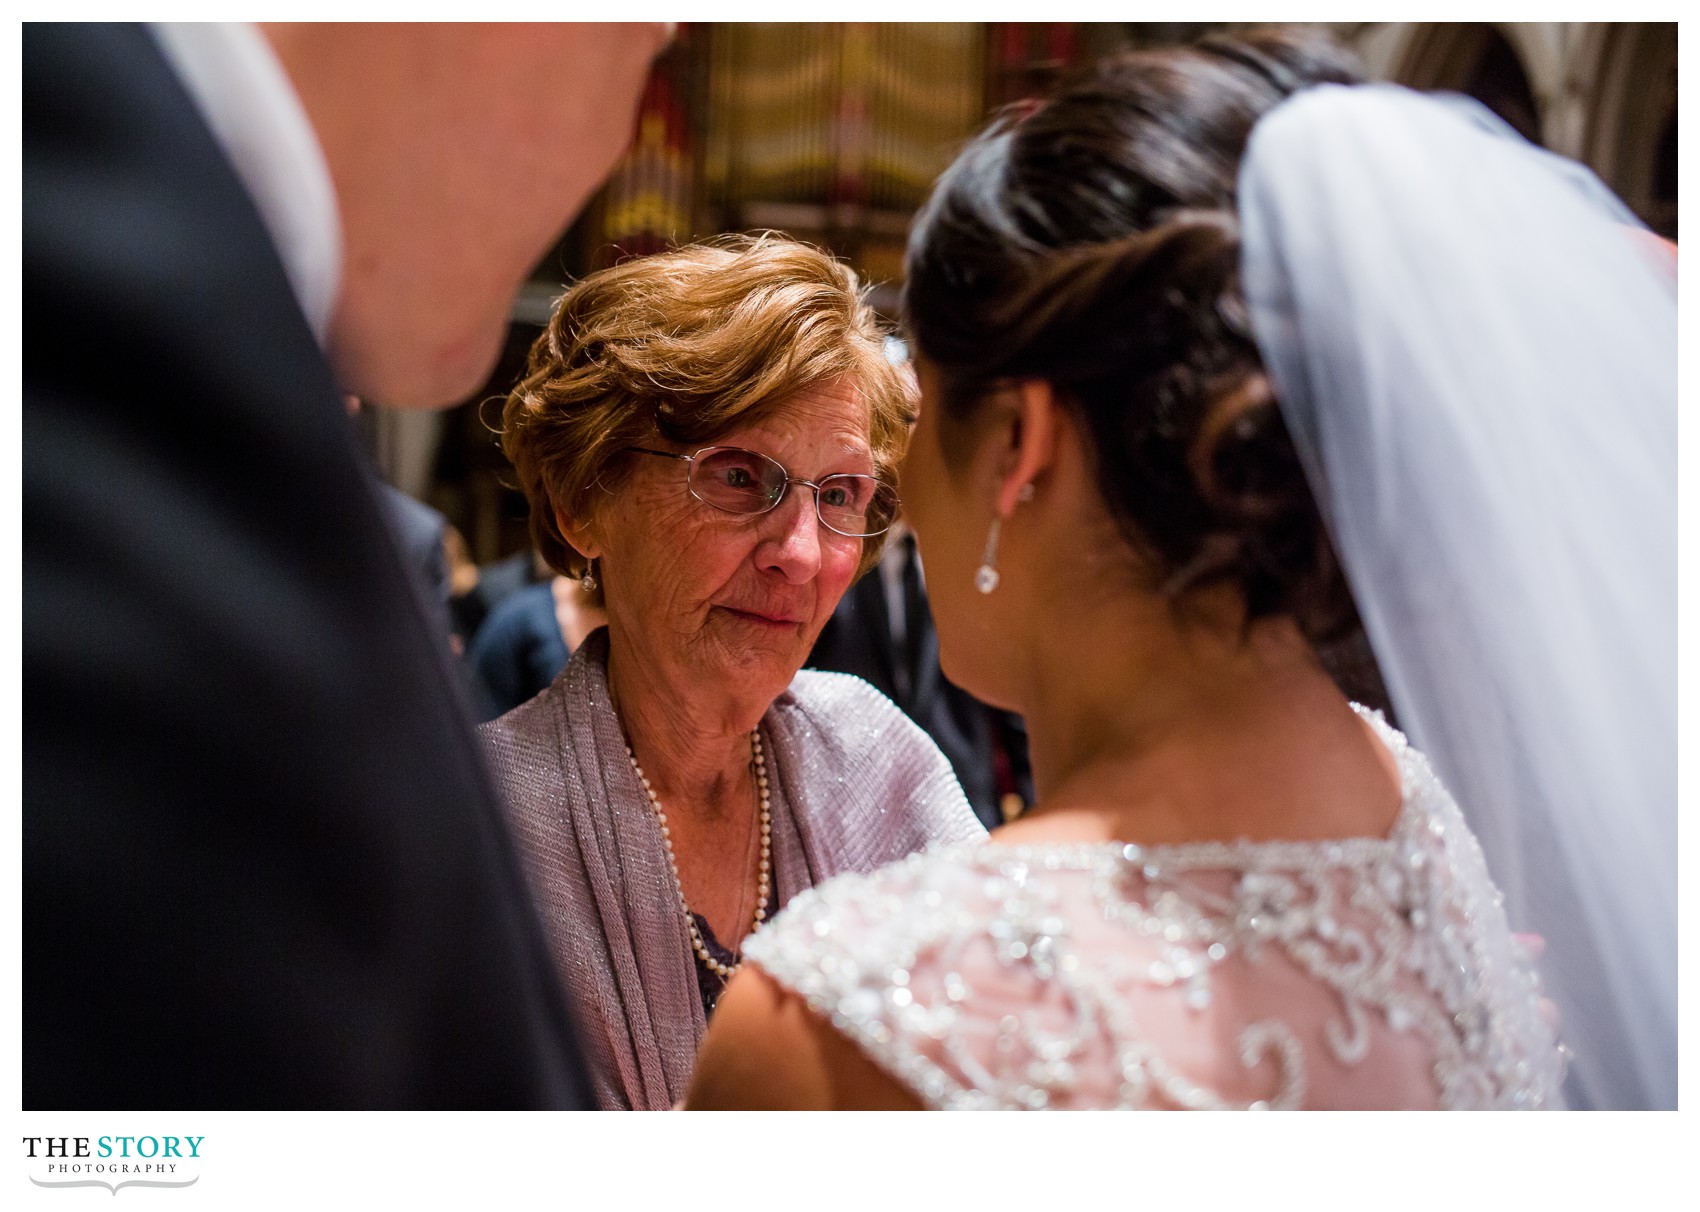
[821, 485, 852, 508]
[724, 468, 753, 489]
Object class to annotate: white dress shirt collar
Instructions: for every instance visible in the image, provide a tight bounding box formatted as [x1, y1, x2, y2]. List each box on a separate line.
[150, 22, 341, 347]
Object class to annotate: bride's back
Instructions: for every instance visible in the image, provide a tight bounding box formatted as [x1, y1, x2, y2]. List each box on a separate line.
[744, 710, 1564, 1109]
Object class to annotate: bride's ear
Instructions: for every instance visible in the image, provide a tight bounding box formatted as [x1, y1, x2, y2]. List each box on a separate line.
[993, 379, 1062, 517]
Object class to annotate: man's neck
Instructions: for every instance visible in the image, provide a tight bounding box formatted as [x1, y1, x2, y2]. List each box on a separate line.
[151, 22, 341, 345]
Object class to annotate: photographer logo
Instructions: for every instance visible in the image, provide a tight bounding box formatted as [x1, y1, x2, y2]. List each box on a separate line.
[23, 1135, 202, 1195]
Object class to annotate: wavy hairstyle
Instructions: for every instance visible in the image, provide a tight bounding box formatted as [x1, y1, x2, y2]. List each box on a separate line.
[502, 234, 911, 596]
[904, 28, 1364, 640]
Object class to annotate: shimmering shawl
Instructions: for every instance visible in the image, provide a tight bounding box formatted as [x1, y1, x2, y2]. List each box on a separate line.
[478, 628, 985, 1109]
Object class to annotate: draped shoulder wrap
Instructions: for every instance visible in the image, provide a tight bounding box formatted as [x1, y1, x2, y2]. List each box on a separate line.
[478, 628, 986, 1109]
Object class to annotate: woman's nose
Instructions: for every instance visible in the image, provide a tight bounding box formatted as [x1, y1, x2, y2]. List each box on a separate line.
[756, 488, 824, 583]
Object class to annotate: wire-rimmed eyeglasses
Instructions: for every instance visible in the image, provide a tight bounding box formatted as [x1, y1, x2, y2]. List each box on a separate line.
[625, 445, 899, 539]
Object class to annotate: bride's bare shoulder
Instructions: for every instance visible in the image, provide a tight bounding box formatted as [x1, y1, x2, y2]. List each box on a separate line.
[684, 966, 922, 1111]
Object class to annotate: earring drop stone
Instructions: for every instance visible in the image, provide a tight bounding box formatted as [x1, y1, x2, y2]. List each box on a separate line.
[976, 514, 1003, 595]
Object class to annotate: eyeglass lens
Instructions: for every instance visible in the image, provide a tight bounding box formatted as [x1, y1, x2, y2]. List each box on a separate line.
[689, 447, 895, 537]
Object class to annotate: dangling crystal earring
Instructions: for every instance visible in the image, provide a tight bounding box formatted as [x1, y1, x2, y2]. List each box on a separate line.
[580, 557, 598, 593]
[975, 484, 1033, 596]
[975, 518, 1002, 594]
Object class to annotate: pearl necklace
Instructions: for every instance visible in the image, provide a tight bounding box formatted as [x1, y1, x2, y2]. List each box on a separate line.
[625, 730, 772, 982]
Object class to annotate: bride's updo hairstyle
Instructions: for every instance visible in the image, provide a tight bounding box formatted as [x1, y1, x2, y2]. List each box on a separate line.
[904, 28, 1362, 640]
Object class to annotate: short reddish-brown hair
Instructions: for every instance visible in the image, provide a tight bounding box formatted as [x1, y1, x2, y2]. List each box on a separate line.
[502, 234, 911, 593]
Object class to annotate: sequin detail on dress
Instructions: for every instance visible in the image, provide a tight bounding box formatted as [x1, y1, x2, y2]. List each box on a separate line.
[743, 709, 1566, 1110]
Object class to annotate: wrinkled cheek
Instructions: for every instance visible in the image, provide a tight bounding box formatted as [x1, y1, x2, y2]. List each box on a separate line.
[805, 546, 860, 635]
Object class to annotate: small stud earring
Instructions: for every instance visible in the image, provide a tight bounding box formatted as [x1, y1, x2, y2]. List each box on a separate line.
[580, 558, 598, 593]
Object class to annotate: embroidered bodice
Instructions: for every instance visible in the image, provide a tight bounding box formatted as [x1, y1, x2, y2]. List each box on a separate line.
[743, 711, 1566, 1110]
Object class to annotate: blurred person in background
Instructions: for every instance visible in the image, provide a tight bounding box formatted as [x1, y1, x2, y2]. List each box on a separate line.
[483, 235, 985, 1109]
[450, 543, 550, 645]
[376, 479, 457, 654]
[24, 21, 669, 1108]
[690, 27, 1671, 1110]
[467, 571, 606, 720]
[350, 393, 462, 658]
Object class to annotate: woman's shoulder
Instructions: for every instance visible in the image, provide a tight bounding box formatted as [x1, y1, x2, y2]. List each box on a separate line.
[743, 844, 995, 989]
[741, 842, 1112, 1108]
[772, 668, 962, 792]
[479, 625, 607, 748]
[745, 807, 1567, 1109]
[780, 667, 910, 728]
[767, 670, 985, 850]
[475, 668, 569, 782]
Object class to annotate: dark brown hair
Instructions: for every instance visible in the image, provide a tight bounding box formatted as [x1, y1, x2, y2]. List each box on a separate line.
[903, 28, 1363, 639]
[502, 234, 911, 594]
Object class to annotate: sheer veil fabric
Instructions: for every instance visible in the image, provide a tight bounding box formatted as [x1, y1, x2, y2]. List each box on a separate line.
[1239, 84, 1676, 1109]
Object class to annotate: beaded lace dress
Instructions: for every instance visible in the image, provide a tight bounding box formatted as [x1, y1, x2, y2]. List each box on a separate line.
[744, 709, 1566, 1110]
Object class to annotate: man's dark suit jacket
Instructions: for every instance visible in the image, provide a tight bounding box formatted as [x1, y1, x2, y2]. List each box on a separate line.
[377, 482, 455, 652]
[807, 561, 1030, 832]
[23, 24, 591, 1108]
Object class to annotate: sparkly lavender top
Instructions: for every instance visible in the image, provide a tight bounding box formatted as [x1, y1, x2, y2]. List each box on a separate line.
[478, 628, 985, 1110]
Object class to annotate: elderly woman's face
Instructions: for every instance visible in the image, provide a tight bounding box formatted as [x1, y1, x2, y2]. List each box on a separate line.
[592, 377, 871, 704]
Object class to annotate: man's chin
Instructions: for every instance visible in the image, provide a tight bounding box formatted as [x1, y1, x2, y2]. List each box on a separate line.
[330, 313, 505, 410]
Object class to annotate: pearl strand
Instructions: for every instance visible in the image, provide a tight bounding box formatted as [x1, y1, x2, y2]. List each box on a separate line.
[625, 730, 772, 982]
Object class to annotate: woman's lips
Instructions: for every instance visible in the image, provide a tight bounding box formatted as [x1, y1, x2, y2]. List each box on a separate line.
[719, 606, 804, 627]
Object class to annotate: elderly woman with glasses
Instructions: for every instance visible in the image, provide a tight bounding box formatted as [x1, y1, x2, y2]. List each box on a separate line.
[481, 234, 985, 1109]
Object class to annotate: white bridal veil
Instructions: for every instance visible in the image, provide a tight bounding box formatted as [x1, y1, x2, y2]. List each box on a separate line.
[1239, 84, 1676, 1110]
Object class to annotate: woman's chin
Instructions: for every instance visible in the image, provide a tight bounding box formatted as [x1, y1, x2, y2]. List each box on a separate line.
[703, 608, 814, 683]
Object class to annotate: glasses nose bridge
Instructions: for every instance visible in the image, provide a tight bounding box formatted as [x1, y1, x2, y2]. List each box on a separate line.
[766, 472, 829, 533]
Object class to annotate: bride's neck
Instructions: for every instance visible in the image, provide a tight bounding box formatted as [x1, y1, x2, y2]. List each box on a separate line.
[1010, 586, 1389, 844]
